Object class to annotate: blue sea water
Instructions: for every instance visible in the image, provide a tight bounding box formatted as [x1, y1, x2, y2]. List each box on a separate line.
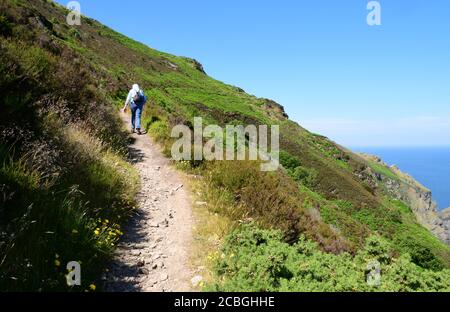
[352, 147, 450, 211]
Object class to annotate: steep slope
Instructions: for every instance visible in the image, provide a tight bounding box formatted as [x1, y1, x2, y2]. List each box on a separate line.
[0, 0, 141, 291]
[1, 0, 450, 291]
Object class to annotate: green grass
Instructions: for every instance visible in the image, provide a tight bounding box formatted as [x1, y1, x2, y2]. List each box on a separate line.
[366, 159, 400, 181]
[0, 0, 139, 291]
[208, 224, 450, 292]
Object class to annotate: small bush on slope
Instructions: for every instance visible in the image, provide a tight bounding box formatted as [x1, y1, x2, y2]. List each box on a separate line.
[208, 224, 450, 292]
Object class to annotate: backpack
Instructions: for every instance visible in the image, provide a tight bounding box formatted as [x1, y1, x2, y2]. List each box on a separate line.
[132, 90, 146, 104]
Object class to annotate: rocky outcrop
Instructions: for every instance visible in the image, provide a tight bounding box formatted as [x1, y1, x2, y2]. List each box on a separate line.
[262, 99, 289, 119]
[183, 57, 206, 74]
[439, 208, 450, 245]
[358, 153, 450, 245]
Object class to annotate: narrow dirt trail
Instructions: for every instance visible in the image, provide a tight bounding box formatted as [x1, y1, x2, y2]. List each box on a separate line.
[104, 113, 195, 292]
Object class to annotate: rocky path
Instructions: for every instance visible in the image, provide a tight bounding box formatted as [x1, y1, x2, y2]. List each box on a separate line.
[103, 113, 194, 292]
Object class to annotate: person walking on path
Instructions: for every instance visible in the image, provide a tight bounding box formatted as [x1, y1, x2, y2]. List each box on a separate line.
[121, 84, 147, 135]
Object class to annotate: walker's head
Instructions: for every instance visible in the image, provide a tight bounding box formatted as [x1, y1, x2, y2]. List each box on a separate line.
[132, 84, 140, 92]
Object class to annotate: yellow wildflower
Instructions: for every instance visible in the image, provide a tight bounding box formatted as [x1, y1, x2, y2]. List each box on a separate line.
[89, 284, 96, 291]
[55, 259, 61, 267]
[94, 229, 100, 235]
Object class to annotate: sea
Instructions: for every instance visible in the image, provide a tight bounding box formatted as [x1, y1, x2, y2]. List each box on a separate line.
[351, 147, 450, 211]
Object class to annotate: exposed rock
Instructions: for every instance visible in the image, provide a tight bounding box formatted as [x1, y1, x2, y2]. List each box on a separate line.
[358, 153, 450, 245]
[262, 99, 289, 119]
[173, 184, 183, 192]
[185, 58, 206, 74]
[131, 250, 142, 257]
[137, 259, 146, 267]
[231, 85, 245, 93]
[29, 14, 53, 33]
[163, 60, 179, 71]
[138, 267, 150, 275]
[191, 275, 203, 287]
[160, 219, 169, 228]
[160, 273, 169, 282]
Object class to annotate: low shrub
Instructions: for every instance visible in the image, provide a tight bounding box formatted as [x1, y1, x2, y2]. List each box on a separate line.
[0, 15, 12, 36]
[207, 160, 302, 241]
[147, 120, 169, 142]
[279, 150, 300, 170]
[289, 166, 318, 187]
[206, 160, 349, 252]
[208, 224, 450, 292]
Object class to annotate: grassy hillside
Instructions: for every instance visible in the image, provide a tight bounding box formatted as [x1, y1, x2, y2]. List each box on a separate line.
[1, 0, 450, 291]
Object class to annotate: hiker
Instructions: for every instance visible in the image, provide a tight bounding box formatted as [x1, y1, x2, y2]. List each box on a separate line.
[121, 84, 147, 135]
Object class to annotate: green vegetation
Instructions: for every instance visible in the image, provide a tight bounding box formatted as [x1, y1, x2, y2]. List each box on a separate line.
[1, 0, 450, 292]
[0, 0, 138, 291]
[0, 131, 138, 291]
[208, 224, 450, 292]
[366, 159, 400, 181]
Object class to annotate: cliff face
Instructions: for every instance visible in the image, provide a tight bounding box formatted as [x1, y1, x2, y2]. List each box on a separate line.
[438, 208, 450, 245]
[358, 154, 450, 245]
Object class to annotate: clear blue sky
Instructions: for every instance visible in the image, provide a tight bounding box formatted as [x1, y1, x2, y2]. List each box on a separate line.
[56, 0, 450, 147]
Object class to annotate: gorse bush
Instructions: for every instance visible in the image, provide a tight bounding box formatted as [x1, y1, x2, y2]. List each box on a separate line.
[208, 224, 450, 292]
[279, 150, 318, 187]
[289, 166, 318, 187]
